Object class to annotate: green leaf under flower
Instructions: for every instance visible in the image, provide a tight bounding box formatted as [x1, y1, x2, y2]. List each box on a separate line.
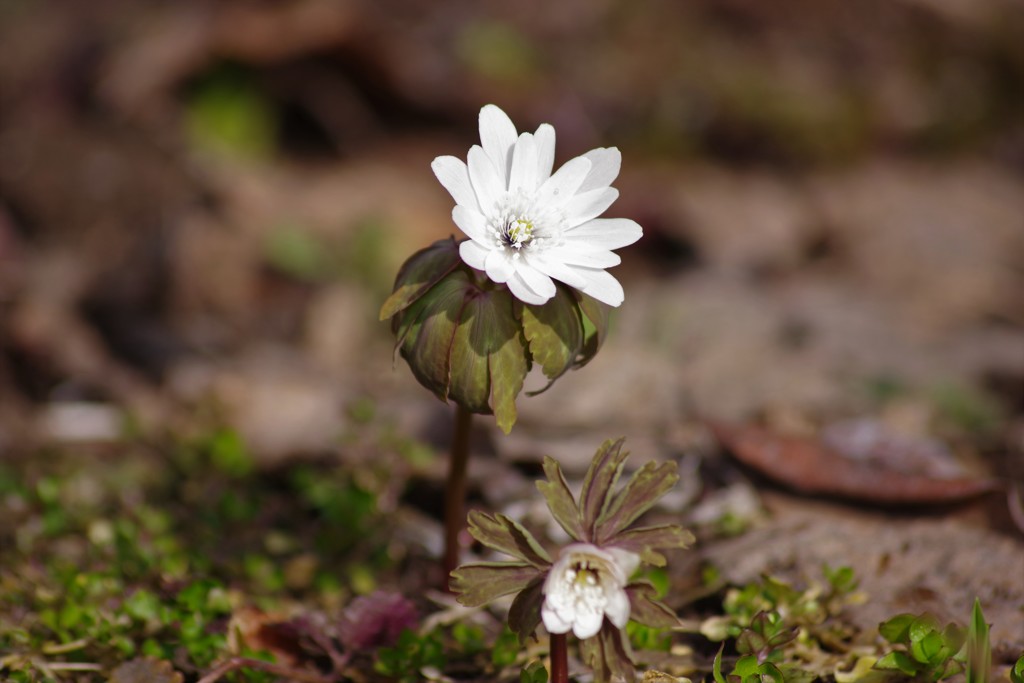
[508, 576, 545, 643]
[625, 582, 680, 629]
[609, 524, 695, 567]
[596, 460, 679, 544]
[536, 456, 584, 541]
[467, 511, 551, 568]
[449, 562, 541, 608]
[580, 438, 629, 538]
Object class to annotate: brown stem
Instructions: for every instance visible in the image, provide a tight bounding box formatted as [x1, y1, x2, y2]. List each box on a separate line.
[195, 657, 333, 683]
[550, 632, 569, 683]
[443, 403, 473, 588]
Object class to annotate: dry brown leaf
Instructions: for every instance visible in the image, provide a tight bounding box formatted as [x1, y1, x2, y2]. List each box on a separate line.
[710, 421, 998, 504]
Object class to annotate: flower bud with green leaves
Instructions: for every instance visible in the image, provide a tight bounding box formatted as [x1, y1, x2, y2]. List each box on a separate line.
[379, 236, 610, 433]
[450, 438, 695, 683]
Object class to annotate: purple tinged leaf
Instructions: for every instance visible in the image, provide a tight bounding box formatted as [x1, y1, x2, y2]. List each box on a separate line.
[508, 576, 545, 643]
[398, 271, 473, 401]
[536, 456, 584, 541]
[466, 510, 551, 568]
[580, 438, 629, 539]
[596, 461, 679, 544]
[449, 562, 541, 608]
[519, 286, 584, 395]
[380, 237, 461, 321]
[338, 591, 419, 651]
[626, 582, 680, 629]
[607, 524, 695, 567]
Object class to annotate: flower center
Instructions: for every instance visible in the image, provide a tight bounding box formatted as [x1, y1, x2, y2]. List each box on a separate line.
[501, 218, 534, 249]
[487, 190, 566, 260]
[561, 560, 607, 611]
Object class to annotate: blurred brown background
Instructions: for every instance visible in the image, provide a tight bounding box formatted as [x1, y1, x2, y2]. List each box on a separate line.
[1, 0, 1022, 467]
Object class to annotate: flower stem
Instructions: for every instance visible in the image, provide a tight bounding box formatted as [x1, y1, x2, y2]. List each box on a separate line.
[443, 404, 473, 588]
[550, 632, 569, 683]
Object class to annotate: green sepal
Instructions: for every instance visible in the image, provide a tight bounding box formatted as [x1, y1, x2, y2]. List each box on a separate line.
[508, 576, 545, 644]
[397, 270, 472, 400]
[482, 289, 529, 433]
[380, 237, 461, 321]
[609, 524, 695, 567]
[625, 582, 679, 629]
[579, 438, 629, 539]
[449, 562, 541, 608]
[536, 456, 584, 541]
[576, 292, 610, 369]
[596, 460, 679, 544]
[466, 510, 551, 568]
[519, 285, 583, 396]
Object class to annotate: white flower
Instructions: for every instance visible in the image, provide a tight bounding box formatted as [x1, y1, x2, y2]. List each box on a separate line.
[431, 105, 642, 307]
[541, 543, 640, 640]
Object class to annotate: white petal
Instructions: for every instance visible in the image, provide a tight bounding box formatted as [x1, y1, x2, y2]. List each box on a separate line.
[607, 548, 641, 579]
[604, 588, 631, 629]
[506, 269, 550, 305]
[508, 132, 539, 193]
[544, 246, 621, 269]
[535, 156, 591, 208]
[565, 218, 643, 250]
[514, 263, 557, 301]
[534, 123, 556, 182]
[452, 205, 490, 244]
[479, 105, 518, 187]
[564, 187, 619, 227]
[459, 240, 490, 270]
[468, 145, 505, 212]
[578, 147, 621, 193]
[431, 156, 480, 212]
[541, 601, 573, 635]
[524, 253, 587, 289]
[574, 267, 625, 307]
[484, 249, 515, 283]
[572, 607, 604, 640]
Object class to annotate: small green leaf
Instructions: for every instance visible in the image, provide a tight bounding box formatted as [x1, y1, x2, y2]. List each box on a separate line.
[380, 237, 461, 320]
[596, 461, 679, 543]
[733, 655, 761, 677]
[536, 457, 584, 541]
[1009, 654, 1024, 683]
[449, 562, 540, 607]
[575, 292, 610, 368]
[875, 651, 921, 676]
[879, 613, 916, 644]
[713, 644, 728, 683]
[466, 511, 551, 567]
[625, 582, 680, 629]
[579, 438, 629, 537]
[507, 576, 545, 643]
